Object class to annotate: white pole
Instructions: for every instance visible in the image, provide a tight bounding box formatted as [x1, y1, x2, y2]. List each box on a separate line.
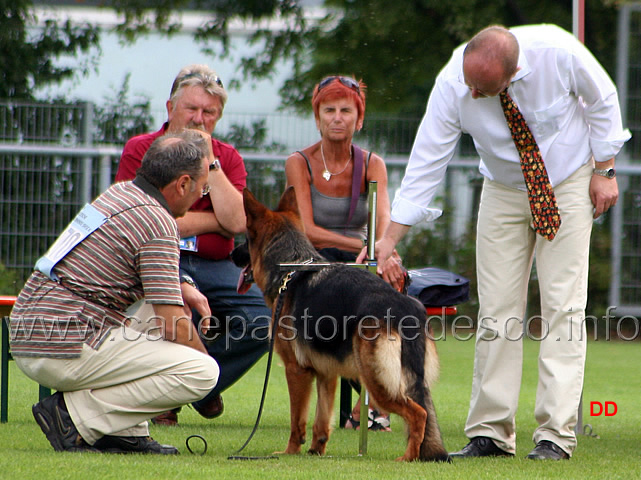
[573, 0, 586, 438]
[573, 0, 585, 43]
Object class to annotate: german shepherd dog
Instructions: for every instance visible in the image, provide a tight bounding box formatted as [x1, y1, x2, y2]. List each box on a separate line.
[232, 187, 449, 462]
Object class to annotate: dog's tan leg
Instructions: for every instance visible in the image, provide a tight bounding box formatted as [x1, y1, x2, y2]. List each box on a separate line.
[387, 398, 427, 462]
[361, 380, 428, 461]
[355, 333, 428, 462]
[309, 374, 337, 456]
[278, 361, 315, 455]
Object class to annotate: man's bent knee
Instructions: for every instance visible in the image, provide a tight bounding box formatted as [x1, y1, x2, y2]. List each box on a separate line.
[200, 356, 220, 391]
[184, 355, 220, 402]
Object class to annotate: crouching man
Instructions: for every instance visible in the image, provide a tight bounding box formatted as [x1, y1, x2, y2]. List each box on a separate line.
[9, 130, 219, 454]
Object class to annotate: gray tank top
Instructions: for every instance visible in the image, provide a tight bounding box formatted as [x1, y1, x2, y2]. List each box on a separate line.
[298, 150, 370, 239]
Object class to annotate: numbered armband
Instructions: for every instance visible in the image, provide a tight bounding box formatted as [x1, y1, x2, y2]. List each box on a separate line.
[35, 204, 107, 281]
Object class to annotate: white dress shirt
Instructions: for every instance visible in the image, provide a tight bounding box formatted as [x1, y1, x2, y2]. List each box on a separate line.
[392, 24, 631, 226]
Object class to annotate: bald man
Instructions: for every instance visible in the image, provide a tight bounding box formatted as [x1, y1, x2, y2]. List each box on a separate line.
[366, 24, 630, 460]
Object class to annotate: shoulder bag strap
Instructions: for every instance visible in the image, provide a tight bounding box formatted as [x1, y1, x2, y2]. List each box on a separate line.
[345, 145, 364, 230]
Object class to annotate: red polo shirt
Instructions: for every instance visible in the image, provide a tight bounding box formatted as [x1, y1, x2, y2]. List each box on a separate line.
[116, 124, 247, 260]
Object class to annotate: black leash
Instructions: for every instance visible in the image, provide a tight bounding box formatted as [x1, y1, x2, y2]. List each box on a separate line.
[186, 434, 208, 455]
[226, 271, 296, 460]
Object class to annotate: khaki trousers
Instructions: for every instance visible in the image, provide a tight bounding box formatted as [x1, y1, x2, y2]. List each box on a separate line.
[16, 302, 219, 444]
[465, 162, 594, 456]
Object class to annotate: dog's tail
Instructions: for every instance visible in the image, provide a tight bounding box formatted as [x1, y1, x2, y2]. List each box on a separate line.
[402, 325, 450, 462]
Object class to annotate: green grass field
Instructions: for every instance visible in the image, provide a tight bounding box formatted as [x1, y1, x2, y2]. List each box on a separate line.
[1, 334, 639, 480]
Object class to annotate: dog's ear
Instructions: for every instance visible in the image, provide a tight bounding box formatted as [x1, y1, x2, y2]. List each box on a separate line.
[243, 188, 269, 232]
[276, 186, 299, 216]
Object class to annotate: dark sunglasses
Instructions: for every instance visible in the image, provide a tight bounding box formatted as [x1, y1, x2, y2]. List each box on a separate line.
[317, 76, 360, 94]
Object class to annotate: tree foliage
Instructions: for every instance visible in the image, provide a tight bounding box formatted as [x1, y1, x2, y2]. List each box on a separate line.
[108, 0, 621, 117]
[92, 73, 154, 144]
[0, 0, 100, 99]
[4, 0, 622, 111]
[109, 0, 307, 83]
[283, 0, 620, 116]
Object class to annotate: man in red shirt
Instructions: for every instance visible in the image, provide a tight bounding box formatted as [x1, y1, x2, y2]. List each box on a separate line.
[116, 64, 270, 426]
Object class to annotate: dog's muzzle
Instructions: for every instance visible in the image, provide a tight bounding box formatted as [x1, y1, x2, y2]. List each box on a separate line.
[231, 240, 254, 294]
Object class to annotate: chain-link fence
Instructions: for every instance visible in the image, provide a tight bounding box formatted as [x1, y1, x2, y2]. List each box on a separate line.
[612, 3, 641, 316]
[0, 141, 479, 289]
[3, 0, 641, 312]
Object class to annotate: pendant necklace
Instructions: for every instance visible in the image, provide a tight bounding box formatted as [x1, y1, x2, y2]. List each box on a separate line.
[321, 144, 352, 181]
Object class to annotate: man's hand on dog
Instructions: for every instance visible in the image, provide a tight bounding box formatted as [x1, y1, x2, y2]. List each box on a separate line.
[383, 251, 405, 291]
[356, 239, 405, 292]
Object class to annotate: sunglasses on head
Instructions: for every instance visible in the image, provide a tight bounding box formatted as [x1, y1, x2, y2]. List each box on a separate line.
[171, 72, 224, 96]
[317, 76, 360, 94]
[180, 72, 223, 88]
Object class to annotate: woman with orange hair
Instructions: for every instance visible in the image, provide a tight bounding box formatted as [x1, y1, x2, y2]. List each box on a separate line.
[285, 75, 404, 285]
[285, 75, 404, 430]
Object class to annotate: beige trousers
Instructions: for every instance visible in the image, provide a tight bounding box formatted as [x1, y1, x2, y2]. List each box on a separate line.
[464, 162, 594, 456]
[16, 302, 219, 444]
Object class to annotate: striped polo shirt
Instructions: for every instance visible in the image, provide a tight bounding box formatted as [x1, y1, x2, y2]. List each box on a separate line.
[9, 179, 184, 359]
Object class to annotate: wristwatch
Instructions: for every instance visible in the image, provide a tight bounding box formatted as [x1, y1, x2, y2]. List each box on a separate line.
[209, 158, 221, 171]
[593, 167, 616, 179]
[180, 274, 198, 290]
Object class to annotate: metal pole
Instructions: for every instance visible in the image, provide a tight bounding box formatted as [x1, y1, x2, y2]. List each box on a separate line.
[359, 181, 378, 455]
[358, 389, 369, 456]
[99, 154, 112, 194]
[366, 181, 378, 275]
[80, 102, 94, 204]
[1, 316, 10, 423]
[572, 0, 585, 43]
[610, 4, 631, 311]
[572, 0, 587, 437]
[575, 394, 584, 436]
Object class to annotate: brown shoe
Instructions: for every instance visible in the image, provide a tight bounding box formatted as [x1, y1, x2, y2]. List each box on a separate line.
[193, 395, 224, 419]
[151, 408, 179, 426]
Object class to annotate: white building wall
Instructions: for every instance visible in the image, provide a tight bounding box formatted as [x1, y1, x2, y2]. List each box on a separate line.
[32, 6, 317, 124]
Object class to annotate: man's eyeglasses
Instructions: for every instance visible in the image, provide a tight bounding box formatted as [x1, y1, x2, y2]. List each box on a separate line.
[190, 176, 211, 196]
[317, 76, 360, 95]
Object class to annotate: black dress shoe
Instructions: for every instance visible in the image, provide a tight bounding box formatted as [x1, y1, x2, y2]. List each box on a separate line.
[32, 392, 98, 453]
[193, 394, 224, 419]
[526, 440, 569, 460]
[450, 436, 514, 458]
[94, 435, 179, 455]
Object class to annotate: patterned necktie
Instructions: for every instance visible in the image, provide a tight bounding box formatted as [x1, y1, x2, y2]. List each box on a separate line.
[499, 89, 561, 241]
